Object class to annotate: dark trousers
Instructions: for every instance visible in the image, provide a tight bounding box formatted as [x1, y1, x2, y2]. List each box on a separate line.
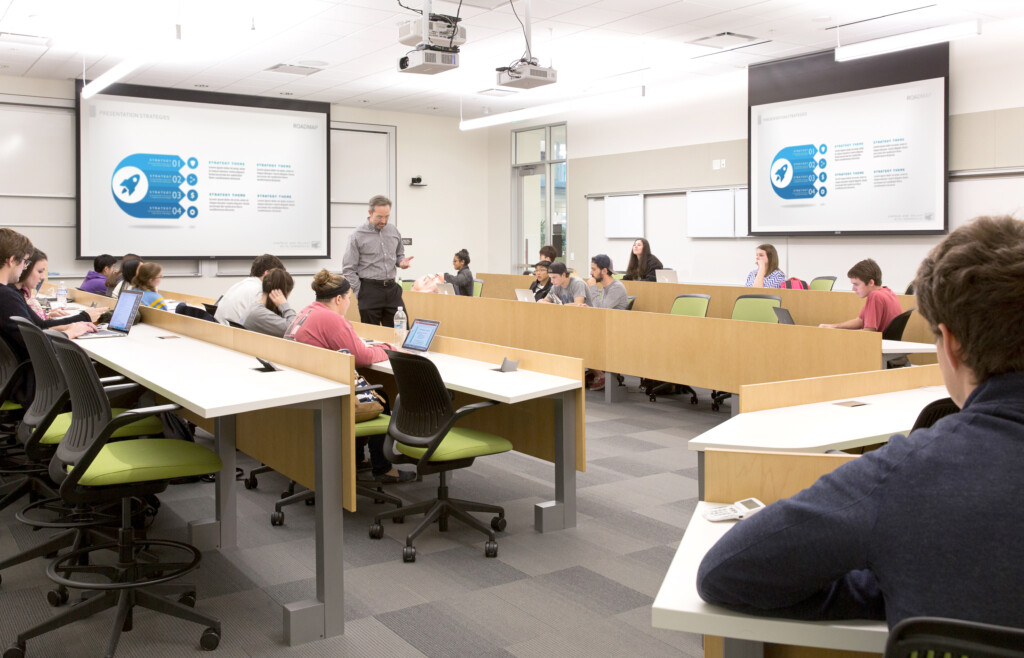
[358, 279, 404, 326]
[358, 435, 393, 476]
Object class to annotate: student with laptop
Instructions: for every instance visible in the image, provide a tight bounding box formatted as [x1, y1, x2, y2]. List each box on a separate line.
[819, 259, 903, 332]
[538, 262, 591, 306]
[214, 253, 285, 325]
[16, 249, 71, 322]
[622, 238, 664, 282]
[285, 269, 414, 484]
[133, 262, 170, 311]
[698, 215, 1024, 629]
[442, 249, 474, 296]
[75, 290, 144, 339]
[528, 261, 553, 301]
[241, 268, 296, 338]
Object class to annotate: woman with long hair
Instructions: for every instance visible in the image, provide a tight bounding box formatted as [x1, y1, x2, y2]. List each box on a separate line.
[241, 268, 295, 337]
[133, 262, 170, 310]
[623, 238, 663, 282]
[745, 244, 785, 288]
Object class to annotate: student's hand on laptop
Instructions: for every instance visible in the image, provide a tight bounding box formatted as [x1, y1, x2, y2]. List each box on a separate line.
[84, 306, 108, 322]
[65, 322, 98, 339]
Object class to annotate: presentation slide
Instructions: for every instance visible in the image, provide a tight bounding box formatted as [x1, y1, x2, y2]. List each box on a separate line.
[79, 91, 328, 258]
[750, 77, 945, 235]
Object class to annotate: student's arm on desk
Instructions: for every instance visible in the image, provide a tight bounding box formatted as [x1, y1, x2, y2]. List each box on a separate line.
[820, 317, 864, 330]
[695, 443, 907, 621]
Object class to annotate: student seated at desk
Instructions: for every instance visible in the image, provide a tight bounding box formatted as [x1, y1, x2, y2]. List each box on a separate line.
[214, 253, 284, 325]
[819, 259, 903, 332]
[241, 268, 295, 337]
[588, 254, 629, 310]
[285, 269, 414, 483]
[622, 238, 663, 282]
[530, 261, 553, 301]
[110, 257, 141, 299]
[697, 215, 1024, 629]
[80, 253, 117, 295]
[17, 249, 72, 321]
[539, 261, 591, 306]
[442, 248, 474, 296]
[744, 243, 785, 288]
[105, 253, 140, 297]
[522, 244, 557, 275]
[133, 262, 170, 311]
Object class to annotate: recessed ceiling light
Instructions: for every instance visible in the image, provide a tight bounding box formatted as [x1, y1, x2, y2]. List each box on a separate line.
[298, 60, 329, 67]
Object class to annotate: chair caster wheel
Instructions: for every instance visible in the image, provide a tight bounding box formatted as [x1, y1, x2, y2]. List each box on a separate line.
[369, 523, 384, 539]
[244, 475, 256, 490]
[490, 516, 506, 532]
[304, 497, 315, 506]
[270, 511, 284, 526]
[484, 541, 498, 558]
[648, 395, 657, 403]
[690, 396, 699, 405]
[394, 516, 404, 524]
[46, 586, 68, 607]
[200, 628, 220, 651]
[402, 546, 416, 563]
[178, 592, 197, 608]
[3, 642, 25, 658]
[711, 403, 720, 412]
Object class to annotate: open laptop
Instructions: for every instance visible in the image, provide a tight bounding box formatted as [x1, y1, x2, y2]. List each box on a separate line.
[773, 307, 796, 325]
[77, 290, 143, 339]
[401, 319, 440, 353]
[435, 282, 457, 295]
[514, 288, 536, 302]
[655, 269, 678, 283]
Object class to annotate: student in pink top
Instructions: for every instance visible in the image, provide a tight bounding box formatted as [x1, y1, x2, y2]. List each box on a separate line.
[819, 258, 904, 332]
[286, 269, 414, 483]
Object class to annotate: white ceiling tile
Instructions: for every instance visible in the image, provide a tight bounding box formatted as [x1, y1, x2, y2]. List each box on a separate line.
[550, 6, 631, 28]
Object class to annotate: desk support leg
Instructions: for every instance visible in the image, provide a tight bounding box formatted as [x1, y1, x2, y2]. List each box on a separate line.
[188, 415, 235, 551]
[697, 451, 705, 501]
[284, 398, 344, 645]
[722, 638, 764, 658]
[603, 372, 626, 404]
[535, 391, 576, 532]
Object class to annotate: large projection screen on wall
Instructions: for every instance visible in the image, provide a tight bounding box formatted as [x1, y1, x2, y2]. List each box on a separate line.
[78, 83, 329, 258]
[748, 44, 948, 236]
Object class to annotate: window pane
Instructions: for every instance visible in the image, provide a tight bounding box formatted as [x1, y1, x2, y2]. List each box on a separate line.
[521, 171, 548, 259]
[551, 125, 566, 160]
[515, 128, 546, 164]
[552, 162, 567, 259]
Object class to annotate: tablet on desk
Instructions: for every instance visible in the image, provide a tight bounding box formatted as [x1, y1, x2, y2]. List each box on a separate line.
[402, 319, 440, 353]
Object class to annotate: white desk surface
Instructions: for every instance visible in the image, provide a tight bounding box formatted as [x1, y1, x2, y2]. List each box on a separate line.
[368, 351, 580, 405]
[77, 324, 349, 418]
[690, 386, 948, 453]
[882, 339, 937, 355]
[652, 502, 888, 652]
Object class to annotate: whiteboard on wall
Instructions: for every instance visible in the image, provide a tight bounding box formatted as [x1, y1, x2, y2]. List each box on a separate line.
[0, 104, 75, 197]
[687, 188, 735, 237]
[604, 194, 644, 238]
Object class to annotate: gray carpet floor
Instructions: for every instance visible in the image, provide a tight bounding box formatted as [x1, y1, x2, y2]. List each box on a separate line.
[0, 379, 729, 657]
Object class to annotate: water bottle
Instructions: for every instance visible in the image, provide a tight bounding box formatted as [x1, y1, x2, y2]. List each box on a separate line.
[56, 280, 68, 307]
[393, 306, 407, 344]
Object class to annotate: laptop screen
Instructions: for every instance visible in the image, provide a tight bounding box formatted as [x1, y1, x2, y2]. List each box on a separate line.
[108, 290, 143, 332]
[402, 319, 440, 352]
[772, 306, 795, 325]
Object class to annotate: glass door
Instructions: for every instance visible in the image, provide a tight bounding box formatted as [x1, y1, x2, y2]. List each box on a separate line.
[511, 123, 566, 273]
[517, 166, 547, 272]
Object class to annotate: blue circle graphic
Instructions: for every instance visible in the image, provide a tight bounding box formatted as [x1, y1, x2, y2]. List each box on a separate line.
[187, 189, 198, 201]
[819, 144, 827, 154]
[187, 174, 198, 186]
[819, 172, 827, 182]
[187, 206, 198, 218]
[818, 158, 827, 168]
[819, 187, 827, 197]
[187, 157, 198, 169]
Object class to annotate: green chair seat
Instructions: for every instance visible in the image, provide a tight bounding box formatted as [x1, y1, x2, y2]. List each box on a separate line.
[41, 409, 165, 445]
[397, 427, 512, 462]
[73, 438, 222, 486]
[1, 400, 22, 411]
[355, 414, 390, 437]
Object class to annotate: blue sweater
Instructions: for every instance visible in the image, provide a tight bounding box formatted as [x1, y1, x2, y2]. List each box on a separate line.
[697, 371, 1024, 628]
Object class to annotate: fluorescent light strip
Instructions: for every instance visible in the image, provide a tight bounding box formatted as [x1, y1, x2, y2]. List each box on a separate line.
[835, 20, 979, 62]
[81, 58, 144, 99]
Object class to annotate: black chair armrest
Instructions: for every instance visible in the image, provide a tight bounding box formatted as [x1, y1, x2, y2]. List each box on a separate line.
[355, 383, 383, 394]
[103, 383, 141, 397]
[452, 400, 499, 422]
[98, 375, 127, 384]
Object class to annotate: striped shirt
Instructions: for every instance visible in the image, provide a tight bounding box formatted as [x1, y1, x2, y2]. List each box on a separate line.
[140, 290, 169, 311]
[745, 268, 785, 288]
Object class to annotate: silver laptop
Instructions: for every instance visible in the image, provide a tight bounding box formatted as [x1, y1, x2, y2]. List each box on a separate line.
[435, 282, 457, 295]
[514, 288, 536, 302]
[401, 319, 440, 353]
[77, 290, 143, 339]
[655, 269, 678, 283]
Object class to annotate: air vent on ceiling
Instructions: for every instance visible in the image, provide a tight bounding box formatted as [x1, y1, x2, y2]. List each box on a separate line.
[265, 63, 323, 76]
[0, 31, 51, 47]
[688, 32, 757, 49]
[477, 88, 519, 97]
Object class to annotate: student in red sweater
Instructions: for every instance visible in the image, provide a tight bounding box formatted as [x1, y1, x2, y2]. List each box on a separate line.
[819, 259, 903, 332]
[285, 269, 414, 483]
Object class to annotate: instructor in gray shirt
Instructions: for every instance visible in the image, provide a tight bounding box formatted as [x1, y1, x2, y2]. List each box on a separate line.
[341, 195, 413, 326]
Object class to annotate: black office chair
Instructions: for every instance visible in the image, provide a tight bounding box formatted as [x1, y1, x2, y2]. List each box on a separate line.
[4, 331, 223, 658]
[883, 308, 915, 368]
[0, 336, 30, 463]
[175, 302, 218, 323]
[910, 397, 960, 434]
[368, 350, 512, 562]
[884, 616, 1024, 658]
[226, 320, 245, 329]
[624, 295, 637, 311]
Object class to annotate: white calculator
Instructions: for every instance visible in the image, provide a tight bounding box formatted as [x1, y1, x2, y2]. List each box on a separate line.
[702, 498, 767, 522]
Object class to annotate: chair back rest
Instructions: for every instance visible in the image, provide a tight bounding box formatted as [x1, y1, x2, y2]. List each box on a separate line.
[625, 295, 637, 311]
[0, 332, 26, 403]
[472, 279, 483, 297]
[612, 273, 625, 280]
[400, 280, 414, 291]
[904, 282, 915, 295]
[882, 308, 914, 341]
[809, 276, 837, 291]
[670, 294, 710, 317]
[175, 302, 218, 323]
[45, 330, 116, 482]
[910, 397, 959, 434]
[731, 294, 782, 323]
[884, 616, 1024, 658]
[13, 318, 68, 441]
[227, 319, 245, 329]
[385, 350, 454, 448]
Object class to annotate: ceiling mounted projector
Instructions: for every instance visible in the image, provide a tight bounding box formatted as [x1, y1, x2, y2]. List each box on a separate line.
[399, 48, 459, 74]
[398, 18, 466, 48]
[497, 62, 557, 89]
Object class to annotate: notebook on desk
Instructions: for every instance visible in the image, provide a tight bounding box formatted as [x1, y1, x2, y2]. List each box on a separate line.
[655, 269, 678, 283]
[401, 319, 440, 353]
[773, 307, 796, 325]
[77, 290, 143, 339]
[514, 288, 536, 302]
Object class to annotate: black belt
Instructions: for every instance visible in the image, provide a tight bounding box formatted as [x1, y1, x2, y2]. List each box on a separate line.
[360, 278, 396, 288]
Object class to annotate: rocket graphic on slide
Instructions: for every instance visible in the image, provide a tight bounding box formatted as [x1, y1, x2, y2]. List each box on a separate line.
[774, 164, 788, 182]
[120, 174, 140, 196]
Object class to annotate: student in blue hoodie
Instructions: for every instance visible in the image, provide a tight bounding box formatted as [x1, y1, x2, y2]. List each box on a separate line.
[697, 215, 1024, 630]
[79, 254, 117, 294]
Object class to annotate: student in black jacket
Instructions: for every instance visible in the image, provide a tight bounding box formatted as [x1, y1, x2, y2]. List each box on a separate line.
[622, 238, 663, 282]
[529, 261, 553, 301]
